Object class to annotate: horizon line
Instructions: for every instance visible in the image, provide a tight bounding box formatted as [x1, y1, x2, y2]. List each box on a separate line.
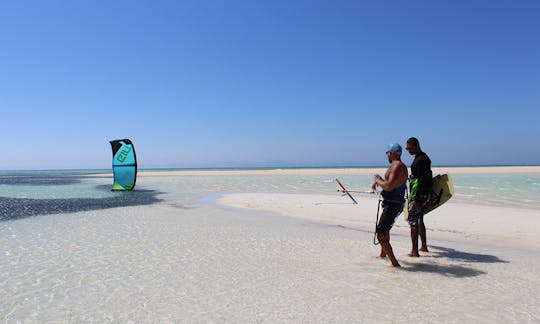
[1, 163, 540, 172]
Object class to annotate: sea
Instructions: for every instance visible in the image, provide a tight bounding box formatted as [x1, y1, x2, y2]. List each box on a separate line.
[1, 167, 540, 322]
[0, 167, 539, 221]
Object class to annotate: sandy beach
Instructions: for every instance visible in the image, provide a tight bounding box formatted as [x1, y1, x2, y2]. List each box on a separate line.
[2, 167, 540, 322]
[90, 165, 540, 177]
[218, 192, 540, 252]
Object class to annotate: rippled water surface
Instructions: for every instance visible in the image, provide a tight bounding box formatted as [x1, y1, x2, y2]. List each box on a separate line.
[1, 169, 539, 322]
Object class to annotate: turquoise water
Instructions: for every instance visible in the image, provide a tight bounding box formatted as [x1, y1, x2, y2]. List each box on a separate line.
[450, 173, 540, 209]
[318, 172, 540, 209]
[1, 169, 539, 221]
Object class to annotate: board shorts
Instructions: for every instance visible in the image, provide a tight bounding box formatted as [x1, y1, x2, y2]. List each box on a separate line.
[376, 200, 404, 234]
[407, 198, 428, 226]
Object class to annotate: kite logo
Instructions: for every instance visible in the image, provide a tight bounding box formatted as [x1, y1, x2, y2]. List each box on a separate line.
[117, 146, 132, 163]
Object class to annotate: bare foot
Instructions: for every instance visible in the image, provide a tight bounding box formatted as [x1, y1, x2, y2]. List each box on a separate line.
[380, 252, 387, 258]
[392, 262, 401, 267]
[408, 252, 420, 257]
[420, 247, 429, 252]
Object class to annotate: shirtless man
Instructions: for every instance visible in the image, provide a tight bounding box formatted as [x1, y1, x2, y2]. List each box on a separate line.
[372, 143, 408, 267]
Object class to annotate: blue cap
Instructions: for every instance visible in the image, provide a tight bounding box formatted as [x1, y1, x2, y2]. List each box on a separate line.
[386, 143, 402, 156]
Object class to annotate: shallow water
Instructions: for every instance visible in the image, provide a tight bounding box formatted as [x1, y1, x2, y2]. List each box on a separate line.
[1, 169, 539, 322]
[1, 202, 539, 322]
[1, 169, 539, 217]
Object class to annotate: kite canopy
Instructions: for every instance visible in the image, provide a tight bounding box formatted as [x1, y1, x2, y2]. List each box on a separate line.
[110, 139, 137, 191]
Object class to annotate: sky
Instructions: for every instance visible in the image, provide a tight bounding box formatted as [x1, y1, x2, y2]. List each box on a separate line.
[1, 0, 539, 169]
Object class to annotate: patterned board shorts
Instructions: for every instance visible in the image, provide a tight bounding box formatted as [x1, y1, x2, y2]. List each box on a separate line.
[407, 199, 427, 226]
[376, 200, 404, 234]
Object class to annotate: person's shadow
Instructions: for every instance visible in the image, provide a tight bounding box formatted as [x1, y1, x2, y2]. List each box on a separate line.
[399, 245, 508, 278]
[427, 245, 509, 264]
[400, 261, 487, 277]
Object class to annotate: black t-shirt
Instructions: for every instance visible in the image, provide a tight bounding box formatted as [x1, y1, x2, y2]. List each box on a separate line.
[411, 151, 432, 199]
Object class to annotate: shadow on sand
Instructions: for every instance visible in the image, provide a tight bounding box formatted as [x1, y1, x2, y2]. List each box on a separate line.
[315, 202, 357, 206]
[428, 245, 509, 264]
[0, 185, 163, 222]
[398, 245, 508, 278]
[400, 260, 487, 278]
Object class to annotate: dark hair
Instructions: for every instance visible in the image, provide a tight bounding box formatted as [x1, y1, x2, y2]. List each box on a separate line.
[407, 137, 419, 145]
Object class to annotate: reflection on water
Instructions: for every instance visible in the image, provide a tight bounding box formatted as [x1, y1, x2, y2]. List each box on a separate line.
[0, 173, 84, 186]
[0, 188, 162, 221]
[0, 170, 109, 185]
[0, 171, 163, 221]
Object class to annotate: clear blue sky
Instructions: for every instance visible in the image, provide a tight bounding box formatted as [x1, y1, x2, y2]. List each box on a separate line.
[1, 0, 539, 169]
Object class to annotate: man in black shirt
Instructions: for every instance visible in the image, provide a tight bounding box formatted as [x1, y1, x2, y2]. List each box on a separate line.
[405, 137, 432, 257]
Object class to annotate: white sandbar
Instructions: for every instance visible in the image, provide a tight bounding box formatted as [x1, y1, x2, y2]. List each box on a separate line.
[89, 165, 540, 177]
[218, 193, 540, 252]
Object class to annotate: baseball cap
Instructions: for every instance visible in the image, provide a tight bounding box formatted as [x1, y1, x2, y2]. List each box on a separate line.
[386, 143, 402, 156]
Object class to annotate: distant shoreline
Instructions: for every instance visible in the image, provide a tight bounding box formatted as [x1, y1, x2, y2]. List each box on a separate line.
[75, 165, 540, 177]
[1, 164, 540, 174]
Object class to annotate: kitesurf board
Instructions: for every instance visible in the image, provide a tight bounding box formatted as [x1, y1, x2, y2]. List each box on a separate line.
[425, 173, 454, 213]
[404, 173, 454, 220]
[335, 179, 358, 204]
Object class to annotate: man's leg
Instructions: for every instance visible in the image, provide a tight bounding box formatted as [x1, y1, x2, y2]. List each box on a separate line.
[377, 232, 400, 267]
[419, 222, 428, 252]
[380, 232, 390, 258]
[409, 224, 420, 257]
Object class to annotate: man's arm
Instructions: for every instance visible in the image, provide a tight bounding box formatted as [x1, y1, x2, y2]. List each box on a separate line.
[374, 163, 406, 191]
